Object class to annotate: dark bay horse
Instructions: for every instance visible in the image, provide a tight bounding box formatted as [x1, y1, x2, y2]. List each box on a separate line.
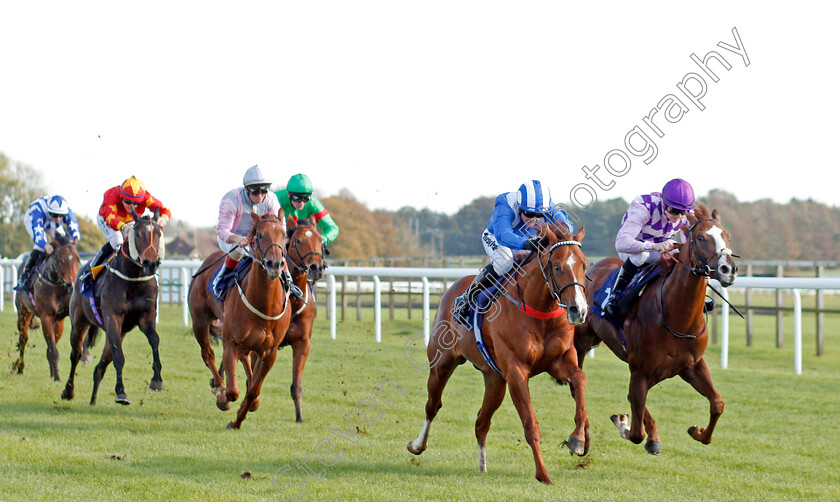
[278, 219, 325, 423]
[189, 212, 292, 429]
[574, 203, 737, 454]
[408, 224, 589, 485]
[13, 236, 80, 380]
[61, 208, 165, 405]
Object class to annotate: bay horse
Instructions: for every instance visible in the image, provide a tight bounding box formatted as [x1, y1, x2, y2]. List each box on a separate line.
[573, 203, 737, 454]
[188, 211, 292, 429]
[61, 207, 165, 405]
[13, 235, 80, 380]
[408, 223, 589, 485]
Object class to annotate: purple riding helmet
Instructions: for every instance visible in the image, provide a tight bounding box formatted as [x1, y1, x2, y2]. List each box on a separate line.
[661, 178, 696, 211]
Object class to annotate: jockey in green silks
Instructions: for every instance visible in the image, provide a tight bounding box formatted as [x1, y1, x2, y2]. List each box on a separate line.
[274, 174, 339, 247]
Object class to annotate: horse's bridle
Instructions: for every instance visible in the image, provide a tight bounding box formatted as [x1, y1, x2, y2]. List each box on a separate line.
[537, 240, 586, 308]
[120, 217, 163, 274]
[286, 225, 325, 279]
[661, 217, 734, 339]
[677, 218, 735, 279]
[249, 218, 287, 273]
[36, 245, 75, 289]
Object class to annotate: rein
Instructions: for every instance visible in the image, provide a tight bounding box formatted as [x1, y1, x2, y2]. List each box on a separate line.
[235, 276, 290, 321]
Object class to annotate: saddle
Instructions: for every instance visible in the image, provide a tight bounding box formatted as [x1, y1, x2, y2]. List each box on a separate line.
[592, 262, 661, 329]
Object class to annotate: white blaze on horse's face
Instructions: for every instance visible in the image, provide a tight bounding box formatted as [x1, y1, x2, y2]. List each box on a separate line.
[305, 230, 313, 238]
[565, 253, 588, 323]
[705, 224, 737, 285]
[705, 226, 729, 256]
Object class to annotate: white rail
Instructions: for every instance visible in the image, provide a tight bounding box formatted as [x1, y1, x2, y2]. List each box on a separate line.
[1, 258, 835, 373]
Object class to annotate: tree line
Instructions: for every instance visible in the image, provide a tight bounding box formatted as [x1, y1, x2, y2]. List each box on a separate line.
[3, 152, 838, 261]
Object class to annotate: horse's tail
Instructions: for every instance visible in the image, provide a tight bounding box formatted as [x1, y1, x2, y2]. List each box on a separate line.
[84, 326, 100, 349]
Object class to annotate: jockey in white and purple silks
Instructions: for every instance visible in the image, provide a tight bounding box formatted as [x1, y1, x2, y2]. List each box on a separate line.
[453, 180, 574, 322]
[602, 178, 696, 318]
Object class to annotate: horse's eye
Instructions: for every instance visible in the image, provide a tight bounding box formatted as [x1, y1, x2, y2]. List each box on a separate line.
[554, 264, 562, 272]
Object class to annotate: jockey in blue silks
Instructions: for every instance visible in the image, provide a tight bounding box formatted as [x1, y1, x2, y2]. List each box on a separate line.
[17, 195, 81, 292]
[452, 180, 574, 322]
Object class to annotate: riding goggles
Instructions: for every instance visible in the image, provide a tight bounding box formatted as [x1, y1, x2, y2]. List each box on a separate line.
[664, 205, 685, 215]
[289, 192, 311, 203]
[248, 186, 270, 195]
[520, 209, 543, 219]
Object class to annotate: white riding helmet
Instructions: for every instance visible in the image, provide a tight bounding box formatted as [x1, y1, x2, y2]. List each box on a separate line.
[46, 195, 70, 216]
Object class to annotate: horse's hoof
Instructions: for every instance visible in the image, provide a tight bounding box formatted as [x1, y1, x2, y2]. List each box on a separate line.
[216, 400, 231, 411]
[645, 439, 661, 455]
[81, 353, 93, 364]
[407, 441, 424, 455]
[11, 360, 23, 374]
[61, 389, 74, 401]
[149, 380, 163, 391]
[226, 422, 240, 429]
[248, 399, 259, 412]
[564, 436, 586, 456]
[611, 414, 631, 440]
[115, 394, 131, 405]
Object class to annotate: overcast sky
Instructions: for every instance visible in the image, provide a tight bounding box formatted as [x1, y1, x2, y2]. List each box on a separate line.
[1, 1, 838, 228]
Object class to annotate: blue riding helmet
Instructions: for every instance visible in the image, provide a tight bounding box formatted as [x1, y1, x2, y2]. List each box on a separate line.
[516, 180, 551, 213]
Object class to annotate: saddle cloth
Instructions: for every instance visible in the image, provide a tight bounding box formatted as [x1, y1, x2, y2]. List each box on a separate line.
[207, 256, 253, 302]
[591, 262, 661, 329]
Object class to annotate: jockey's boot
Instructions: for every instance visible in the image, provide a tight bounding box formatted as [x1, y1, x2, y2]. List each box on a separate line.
[15, 249, 45, 292]
[603, 259, 638, 319]
[211, 264, 235, 302]
[282, 268, 304, 299]
[704, 297, 716, 313]
[80, 243, 114, 287]
[453, 264, 500, 323]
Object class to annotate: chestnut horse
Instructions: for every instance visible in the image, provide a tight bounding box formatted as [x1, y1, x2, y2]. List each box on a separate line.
[61, 208, 165, 405]
[13, 236, 80, 380]
[189, 212, 292, 429]
[278, 219, 325, 422]
[574, 203, 737, 454]
[408, 224, 589, 484]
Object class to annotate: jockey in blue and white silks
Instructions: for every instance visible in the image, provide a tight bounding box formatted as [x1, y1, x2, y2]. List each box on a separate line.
[17, 195, 81, 292]
[602, 178, 695, 318]
[453, 180, 574, 322]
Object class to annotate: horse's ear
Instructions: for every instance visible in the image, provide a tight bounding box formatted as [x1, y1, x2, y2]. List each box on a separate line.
[251, 211, 260, 225]
[574, 225, 585, 243]
[154, 207, 161, 219]
[712, 209, 720, 222]
[130, 206, 139, 221]
[277, 208, 285, 221]
[286, 215, 297, 232]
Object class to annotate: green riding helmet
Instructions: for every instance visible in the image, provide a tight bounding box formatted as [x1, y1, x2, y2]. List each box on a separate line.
[287, 174, 313, 194]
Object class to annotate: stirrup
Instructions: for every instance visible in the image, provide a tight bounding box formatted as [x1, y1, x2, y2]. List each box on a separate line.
[704, 298, 715, 313]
